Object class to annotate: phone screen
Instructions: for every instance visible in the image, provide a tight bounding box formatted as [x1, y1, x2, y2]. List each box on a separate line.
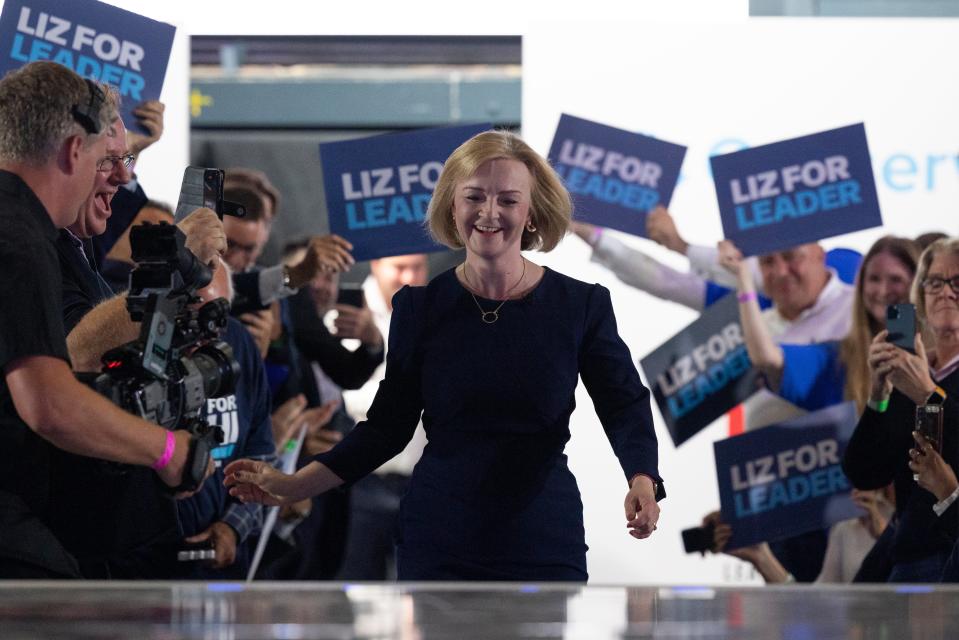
[337, 285, 364, 308]
[916, 405, 944, 454]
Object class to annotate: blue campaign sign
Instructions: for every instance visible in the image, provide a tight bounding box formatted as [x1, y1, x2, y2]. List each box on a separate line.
[0, 0, 175, 135]
[547, 114, 686, 237]
[714, 402, 861, 549]
[711, 123, 882, 257]
[639, 293, 760, 447]
[320, 123, 490, 262]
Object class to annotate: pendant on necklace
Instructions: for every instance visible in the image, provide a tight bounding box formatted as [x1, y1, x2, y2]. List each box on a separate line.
[481, 311, 499, 324]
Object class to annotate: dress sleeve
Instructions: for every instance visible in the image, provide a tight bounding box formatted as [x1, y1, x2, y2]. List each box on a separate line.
[778, 342, 845, 412]
[311, 285, 423, 484]
[578, 284, 664, 500]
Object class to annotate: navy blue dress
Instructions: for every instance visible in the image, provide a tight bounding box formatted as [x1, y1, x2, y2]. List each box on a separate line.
[314, 267, 663, 581]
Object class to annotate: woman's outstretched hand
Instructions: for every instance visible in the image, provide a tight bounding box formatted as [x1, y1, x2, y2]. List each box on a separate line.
[223, 459, 303, 506]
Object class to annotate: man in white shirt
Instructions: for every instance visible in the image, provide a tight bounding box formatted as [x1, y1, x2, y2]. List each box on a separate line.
[574, 212, 854, 431]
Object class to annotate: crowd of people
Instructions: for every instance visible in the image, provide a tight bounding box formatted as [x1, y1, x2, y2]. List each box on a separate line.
[1, 58, 955, 585]
[573, 189, 959, 583]
[0, 61, 660, 581]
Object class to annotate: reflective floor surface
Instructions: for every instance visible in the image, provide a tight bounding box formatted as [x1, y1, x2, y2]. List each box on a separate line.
[2, 581, 958, 639]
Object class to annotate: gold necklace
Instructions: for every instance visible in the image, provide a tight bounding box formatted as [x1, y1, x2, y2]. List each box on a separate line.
[462, 259, 527, 324]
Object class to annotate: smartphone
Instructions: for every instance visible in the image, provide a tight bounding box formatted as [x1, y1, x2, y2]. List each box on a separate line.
[916, 404, 944, 454]
[176, 542, 215, 562]
[337, 283, 365, 308]
[886, 303, 917, 353]
[681, 522, 715, 554]
[174, 166, 246, 222]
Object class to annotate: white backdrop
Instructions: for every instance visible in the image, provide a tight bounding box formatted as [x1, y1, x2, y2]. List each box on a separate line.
[8, 0, 957, 584]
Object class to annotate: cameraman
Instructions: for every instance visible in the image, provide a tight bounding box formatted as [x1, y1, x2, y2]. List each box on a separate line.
[0, 62, 211, 578]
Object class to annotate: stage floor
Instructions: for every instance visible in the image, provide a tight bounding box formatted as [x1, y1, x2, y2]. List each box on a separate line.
[2, 581, 958, 639]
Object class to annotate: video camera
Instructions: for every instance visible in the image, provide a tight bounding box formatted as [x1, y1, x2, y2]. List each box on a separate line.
[80, 222, 240, 492]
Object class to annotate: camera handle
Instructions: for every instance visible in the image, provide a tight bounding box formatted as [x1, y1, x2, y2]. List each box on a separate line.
[173, 420, 224, 493]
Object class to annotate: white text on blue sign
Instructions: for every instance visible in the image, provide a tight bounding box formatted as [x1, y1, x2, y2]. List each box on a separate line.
[553, 140, 662, 211]
[10, 7, 146, 99]
[341, 162, 442, 230]
[730, 156, 862, 231]
[730, 439, 849, 517]
[659, 323, 750, 419]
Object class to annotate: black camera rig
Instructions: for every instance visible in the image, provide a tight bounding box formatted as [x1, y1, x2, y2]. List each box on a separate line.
[80, 222, 239, 492]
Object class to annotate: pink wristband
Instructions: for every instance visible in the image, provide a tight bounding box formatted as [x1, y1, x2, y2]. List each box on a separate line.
[589, 226, 604, 247]
[737, 291, 758, 304]
[152, 431, 176, 471]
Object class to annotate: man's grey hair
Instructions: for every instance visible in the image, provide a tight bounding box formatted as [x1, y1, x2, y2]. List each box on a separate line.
[0, 61, 118, 165]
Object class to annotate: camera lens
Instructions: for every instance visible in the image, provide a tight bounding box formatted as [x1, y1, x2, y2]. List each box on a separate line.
[190, 341, 240, 399]
[887, 305, 899, 320]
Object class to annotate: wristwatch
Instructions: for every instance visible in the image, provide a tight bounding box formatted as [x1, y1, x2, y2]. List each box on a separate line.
[926, 385, 948, 406]
[631, 473, 658, 496]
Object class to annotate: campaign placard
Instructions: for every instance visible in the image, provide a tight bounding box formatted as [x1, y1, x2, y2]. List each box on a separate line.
[714, 401, 860, 550]
[0, 0, 176, 135]
[320, 123, 490, 262]
[711, 123, 882, 257]
[639, 293, 760, 447]
[547, 114, 686, 237]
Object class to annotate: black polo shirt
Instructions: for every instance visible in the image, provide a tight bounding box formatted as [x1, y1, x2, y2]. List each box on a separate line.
[0, 170, 81, 575]
[0, 170, 70, 509]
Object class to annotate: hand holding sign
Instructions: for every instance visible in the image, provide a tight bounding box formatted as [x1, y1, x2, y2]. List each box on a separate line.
[717, 239, 745, 277]
[287, 235, 355, 288]
[128, 99, 164, 158]
[850, 489, 888, 539]
[705, 511, 793, 584]
[646, 206, 689, 255]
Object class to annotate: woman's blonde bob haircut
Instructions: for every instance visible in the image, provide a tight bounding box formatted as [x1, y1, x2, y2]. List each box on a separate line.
[911, 237, 959, 322]
[426, 130, 572, 252]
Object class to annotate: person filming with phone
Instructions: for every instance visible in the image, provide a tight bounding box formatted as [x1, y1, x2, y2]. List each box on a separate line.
[844, 238, 959, 582]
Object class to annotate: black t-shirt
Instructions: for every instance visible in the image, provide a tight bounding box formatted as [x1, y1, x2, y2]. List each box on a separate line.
[0, 170, 70, 517]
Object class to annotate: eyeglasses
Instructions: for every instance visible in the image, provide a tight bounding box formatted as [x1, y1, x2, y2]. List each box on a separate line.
[97, 154, 135, 173]
[921, 276, 959, 294]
